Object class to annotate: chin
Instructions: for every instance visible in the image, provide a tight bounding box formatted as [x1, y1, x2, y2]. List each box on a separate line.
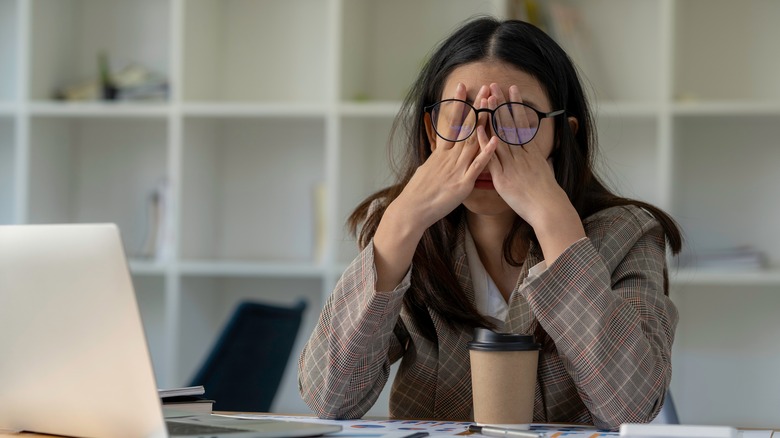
[463, 192, 514, 217]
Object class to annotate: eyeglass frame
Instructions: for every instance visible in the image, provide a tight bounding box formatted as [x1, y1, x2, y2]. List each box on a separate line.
[423, 98, 566, 146]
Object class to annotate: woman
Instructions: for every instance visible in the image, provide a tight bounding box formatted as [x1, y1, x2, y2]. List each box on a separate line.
[298, 17, 681, 430]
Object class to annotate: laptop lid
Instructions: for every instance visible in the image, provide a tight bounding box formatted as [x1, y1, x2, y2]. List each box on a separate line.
[0, 224, 340, 438]
[0, 223, 166, 437]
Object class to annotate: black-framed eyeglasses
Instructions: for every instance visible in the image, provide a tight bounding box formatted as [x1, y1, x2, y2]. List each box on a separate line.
[424, 99, 565, 146]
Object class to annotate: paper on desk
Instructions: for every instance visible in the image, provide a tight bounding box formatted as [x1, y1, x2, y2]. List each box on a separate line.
[739, 432, 773, 438]
[214, 415, 775, 438]
[214, 414, 472, 436]
[214, 415, 619, 437]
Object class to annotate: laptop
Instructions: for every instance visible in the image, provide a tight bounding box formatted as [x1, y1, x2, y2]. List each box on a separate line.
[0, 223, 341, 438]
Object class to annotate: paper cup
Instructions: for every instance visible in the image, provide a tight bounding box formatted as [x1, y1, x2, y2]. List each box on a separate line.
[468, 328, 541, 424]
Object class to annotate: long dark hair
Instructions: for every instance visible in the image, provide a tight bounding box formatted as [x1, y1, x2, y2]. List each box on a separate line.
[348, 17, 682, 342]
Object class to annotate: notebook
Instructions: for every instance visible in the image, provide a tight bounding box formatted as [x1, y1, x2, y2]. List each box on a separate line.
[0, 223, 341, 438]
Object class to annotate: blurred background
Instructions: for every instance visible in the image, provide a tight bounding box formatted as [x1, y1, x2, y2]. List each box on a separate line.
[1, 0, 778, 428]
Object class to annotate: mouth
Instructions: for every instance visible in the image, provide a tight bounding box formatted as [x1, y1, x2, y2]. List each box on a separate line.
[474, 173, 494, 190]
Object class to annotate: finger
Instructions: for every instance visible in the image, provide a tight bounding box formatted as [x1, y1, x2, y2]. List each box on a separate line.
[522, 138, 546, 158]
[490, 84, 525, 145]
[489, 83, 506, 106]
[477, 125, 507, 166]
[438, 83, 470, 147]
[476, 125, 502, 174]
[474, 85, 490, 129]
[509, 85, 533, 144]
[453, 82, 475, 142]
[462, 90, 488, 152]
[467, 130, 499, 180]
[454, 81, 467, 100]
[520, 140, 553, 174]
[454, 83, 487, 143]
[490, 95, 517, 145]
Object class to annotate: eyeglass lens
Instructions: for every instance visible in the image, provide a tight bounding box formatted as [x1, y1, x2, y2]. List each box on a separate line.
[431, 100, 540, 145]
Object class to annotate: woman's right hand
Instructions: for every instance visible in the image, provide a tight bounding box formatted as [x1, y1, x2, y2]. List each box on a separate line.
[371, 83, 497, 291]
[393, 83, 497, 231]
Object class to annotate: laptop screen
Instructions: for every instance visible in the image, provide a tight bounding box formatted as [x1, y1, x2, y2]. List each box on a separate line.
[0, 224, 167, 437]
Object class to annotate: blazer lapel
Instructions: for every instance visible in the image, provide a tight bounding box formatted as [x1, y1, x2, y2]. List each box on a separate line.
[506, 241, 543, 335]
[430, 222, 475, 419]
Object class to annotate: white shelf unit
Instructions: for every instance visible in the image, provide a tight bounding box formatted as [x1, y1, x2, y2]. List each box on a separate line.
[2, 0, 779, 424]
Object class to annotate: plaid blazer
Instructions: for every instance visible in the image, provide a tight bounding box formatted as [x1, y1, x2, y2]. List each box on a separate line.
[298, 205, 678, 430]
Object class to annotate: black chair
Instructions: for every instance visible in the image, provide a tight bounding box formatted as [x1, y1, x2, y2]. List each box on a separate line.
[189, 299, 307, 412]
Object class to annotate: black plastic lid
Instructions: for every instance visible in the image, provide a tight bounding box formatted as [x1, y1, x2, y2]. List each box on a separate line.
[467, 327, 541, 352]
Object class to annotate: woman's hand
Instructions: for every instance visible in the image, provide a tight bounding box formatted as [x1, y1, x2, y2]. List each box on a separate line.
[393, 83, 498, 231]
[481, 84, 565, 228]
[480, 83, 585, 263]
[372, 83, 497, 292]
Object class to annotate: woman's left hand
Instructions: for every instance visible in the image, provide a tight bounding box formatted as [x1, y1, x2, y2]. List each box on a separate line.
[480, 84, 569, 229]
[480, 83, 586, 264]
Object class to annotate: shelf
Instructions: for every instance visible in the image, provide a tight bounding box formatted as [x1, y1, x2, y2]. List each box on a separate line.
[178, 260, 325, 278]
[29, 0, 171, 101]
[594, 116, 661, 206]
[181, 0, 330, 103]
[128, 258, 169, 275]
[336, 116, 397, 264]
[27, 117, 168, 254]
[0, 117, 15, 225]
[555, 0, 664, 104]
[674, 0, 780, 101]
[340, 0, 506, 102]
[0, 0, 18, 102]
[595, 102, 660, 118]
[672, 269, 780, 286]
[672, 101, 780, 116]
[0, 103, 15, 115]
[3, 0, 779, 422]
[29, 101, 170, 118]
[133, 275, 168, 381]
[182, 102, 328, 118]
[671, 116, 780, 267]
[180, 117, 326, 262]
[338, 102, 402, 118]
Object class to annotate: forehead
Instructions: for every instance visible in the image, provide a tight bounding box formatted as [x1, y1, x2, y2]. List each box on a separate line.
[441, 61, 549, 107]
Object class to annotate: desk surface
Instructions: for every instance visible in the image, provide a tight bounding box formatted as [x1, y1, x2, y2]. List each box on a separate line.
[2, 416, 777, 438]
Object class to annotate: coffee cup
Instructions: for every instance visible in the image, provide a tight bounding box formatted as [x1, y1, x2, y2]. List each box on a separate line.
[467, 327, 541, 424]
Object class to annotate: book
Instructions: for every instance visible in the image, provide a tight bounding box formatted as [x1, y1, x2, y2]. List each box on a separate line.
[161, 397, 214, 414]
[159, 386, 213, 414]
[158, 385, 205, 399]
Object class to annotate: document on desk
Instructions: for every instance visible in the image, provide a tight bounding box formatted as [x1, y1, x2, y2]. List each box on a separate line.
[215, 415, 775, 438]
[215, 416, 614, 437]
[620, 423, 774, 438]
[215, 414, 472, 437]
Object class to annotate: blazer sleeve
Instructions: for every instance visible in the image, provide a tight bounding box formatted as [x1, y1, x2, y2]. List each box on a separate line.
[298, 240, 412, 419]
[523, 207, 678, 430]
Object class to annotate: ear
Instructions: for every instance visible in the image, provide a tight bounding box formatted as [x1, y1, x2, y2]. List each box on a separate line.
[424, 113, 438, 151]
[567, 116, 579, 135]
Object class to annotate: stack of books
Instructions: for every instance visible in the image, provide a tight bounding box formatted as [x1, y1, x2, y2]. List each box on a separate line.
[159, 385, 214, 414]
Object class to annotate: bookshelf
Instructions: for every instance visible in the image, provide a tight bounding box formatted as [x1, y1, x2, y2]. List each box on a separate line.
[1, 0, 778, 425]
